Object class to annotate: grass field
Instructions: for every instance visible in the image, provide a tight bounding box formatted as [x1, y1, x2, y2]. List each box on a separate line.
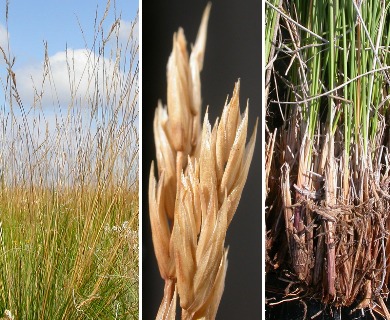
[0, 1, 139, 319]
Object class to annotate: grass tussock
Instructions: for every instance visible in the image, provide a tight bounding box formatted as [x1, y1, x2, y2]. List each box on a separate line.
[0, 1, 139, 319]
[266, 0, 390, 317]
[149, 5, 257, 319]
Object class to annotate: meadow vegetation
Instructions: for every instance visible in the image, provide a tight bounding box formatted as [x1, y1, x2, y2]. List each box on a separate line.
[0, 1, 139, 319]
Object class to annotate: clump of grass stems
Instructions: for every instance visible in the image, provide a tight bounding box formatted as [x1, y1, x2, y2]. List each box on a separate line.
[266, 0, 390, 317]
[0, 1, 138, 319]
[149, 5, 257, 319]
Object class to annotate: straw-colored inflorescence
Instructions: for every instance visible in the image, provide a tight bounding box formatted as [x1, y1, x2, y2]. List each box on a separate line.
[149, 5, 257, 319]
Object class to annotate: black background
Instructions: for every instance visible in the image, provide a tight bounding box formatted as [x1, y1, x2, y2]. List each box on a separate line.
[142, 1, 262, 319]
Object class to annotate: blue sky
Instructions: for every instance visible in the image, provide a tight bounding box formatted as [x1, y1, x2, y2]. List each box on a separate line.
[3, 0, 138, 68]
[0, 0, 138, 108]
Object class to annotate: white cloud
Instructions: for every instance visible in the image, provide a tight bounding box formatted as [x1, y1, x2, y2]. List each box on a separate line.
[3, 49, 138, 186]
[0, 24, 8, 48]
[118, 19, 138, 45]
[0, 24, 10, 64]
[10, 46, 138, 163]
[15, 48, 129, 109]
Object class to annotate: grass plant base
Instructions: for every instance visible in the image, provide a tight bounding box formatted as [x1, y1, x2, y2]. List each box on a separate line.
[265, 0, 390, 318]
[266, 194, 390, 318]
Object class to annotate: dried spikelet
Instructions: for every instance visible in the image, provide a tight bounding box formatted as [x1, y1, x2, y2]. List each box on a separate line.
[149, 4, 257, 319]
[150, 2, 211, 285]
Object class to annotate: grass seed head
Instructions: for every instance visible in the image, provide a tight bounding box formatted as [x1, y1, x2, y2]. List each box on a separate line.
[150, 4, 257, 319]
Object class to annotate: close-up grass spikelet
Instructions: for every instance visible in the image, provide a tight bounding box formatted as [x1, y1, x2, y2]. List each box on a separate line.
[149, 4, 257, 319]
